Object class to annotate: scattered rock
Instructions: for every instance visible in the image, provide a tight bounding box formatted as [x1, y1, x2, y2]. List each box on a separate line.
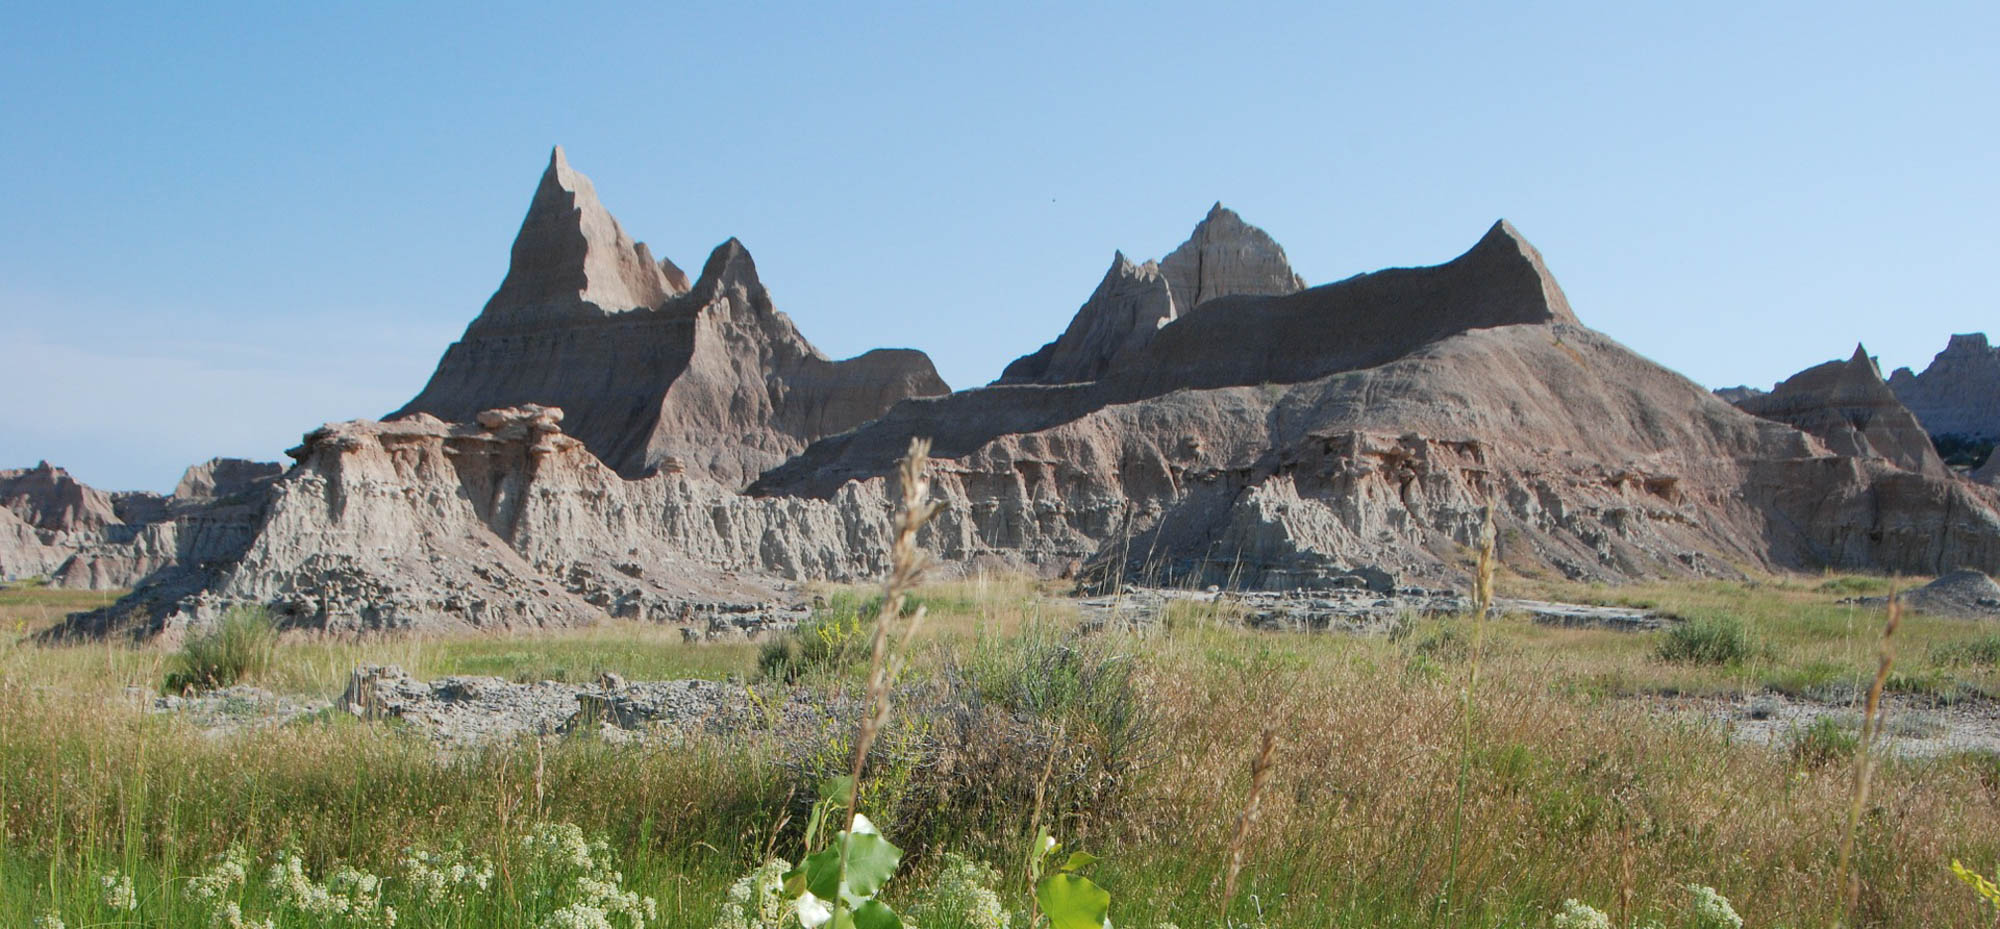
[1840, 570, 2000, 618]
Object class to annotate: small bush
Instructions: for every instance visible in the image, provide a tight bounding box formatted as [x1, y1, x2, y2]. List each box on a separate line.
[1655, 617, 1759, 665]
[164, 605, 277, 693]
[1787, 716, 1859, 767]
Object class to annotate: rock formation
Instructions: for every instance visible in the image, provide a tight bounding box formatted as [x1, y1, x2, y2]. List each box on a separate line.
[998, 205, 1303, 386]
[755, 221, 2000, 587]
[172, 458, 284, 508]
[1159, 203, 1306, 311]
[37, 176, 2000, 640]
[998, 253, 1179, 385]
[394, 147, 950, 487]
[1889, 333, 2000, 441]
[1732, 345, 1947, 477]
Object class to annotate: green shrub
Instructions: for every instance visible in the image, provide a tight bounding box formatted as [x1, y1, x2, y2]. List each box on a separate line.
[759, 591, 934, 683]
[1655, 617, 1759, 666]
[1787, 716, 1859, 767]
[962, 622, 1151, 778]
[164, 605, 277, 693]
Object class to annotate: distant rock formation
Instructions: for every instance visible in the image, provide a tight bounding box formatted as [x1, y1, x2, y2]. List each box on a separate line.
[1713, 386, 1765, 405]
[395, 147, 949, 487]
[172, 458, 284, 508]
[999, 205, 1303, 386]
[1733, 345, 1947, 477]
[1890, 333, 2000, 442]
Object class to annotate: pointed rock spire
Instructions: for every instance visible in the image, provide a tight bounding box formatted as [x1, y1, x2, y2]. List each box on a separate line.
[1890, 332, 2000, 441]
[473, 146, 673, 332]
[998, 251, 1179, 385]
[1158, 204, 1306, 311]
[1736, 343, 1945, 476]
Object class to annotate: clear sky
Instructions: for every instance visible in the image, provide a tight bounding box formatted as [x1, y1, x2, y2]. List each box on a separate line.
[3, 1, 1995, 492]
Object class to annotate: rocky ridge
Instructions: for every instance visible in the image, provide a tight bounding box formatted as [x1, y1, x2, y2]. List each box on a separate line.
[394, 148, 950, 487]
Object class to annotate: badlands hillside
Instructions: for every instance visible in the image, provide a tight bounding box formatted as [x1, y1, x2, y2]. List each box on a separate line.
[11, 147, 2000, 640]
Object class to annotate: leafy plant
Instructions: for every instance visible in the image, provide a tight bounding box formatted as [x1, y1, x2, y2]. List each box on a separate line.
[1951, 859, 2000, 918]
[1029, 835, 1111, 929]
[164, 604, 277, 692]
[1788, 716, 1860, 767]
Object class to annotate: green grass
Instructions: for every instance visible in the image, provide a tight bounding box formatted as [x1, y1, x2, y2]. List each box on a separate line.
[2, 574, 1999, 926]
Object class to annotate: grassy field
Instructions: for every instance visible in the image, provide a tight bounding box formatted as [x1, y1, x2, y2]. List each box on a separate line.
[3, 572, 1999, 927]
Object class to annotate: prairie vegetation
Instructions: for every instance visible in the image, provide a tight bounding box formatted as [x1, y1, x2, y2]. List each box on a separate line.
[3, 571, 1999, 927]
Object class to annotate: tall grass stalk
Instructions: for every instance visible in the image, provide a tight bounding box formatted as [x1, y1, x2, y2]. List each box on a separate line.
[1219, 725, 1279, 921]
[1839, 584, 1902, 921]
[1446, 504, 1497, 921]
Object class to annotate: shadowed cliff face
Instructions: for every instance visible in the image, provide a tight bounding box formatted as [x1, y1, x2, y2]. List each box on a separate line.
[393, 149, 950, 487]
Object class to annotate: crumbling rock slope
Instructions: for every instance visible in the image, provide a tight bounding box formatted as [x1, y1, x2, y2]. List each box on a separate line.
[394, 147, 950, 487]
[1890, 333, 2000, 442]
[1733, 346, 1947, 477]
[48, 406, 912, 641]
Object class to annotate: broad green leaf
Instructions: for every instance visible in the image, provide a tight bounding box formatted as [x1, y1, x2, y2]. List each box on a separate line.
[850, 899, 902, 929]
[1061, 851, 1100, 872]
[1036, 872, 1111, 929]
[796, 891, 833, 929]
[782, 864, 808, 898]
[819, 777, 856, 805]
[840, 830, 903, 898]
[851, 813, 880, 835]
[803, 847, 844, 901]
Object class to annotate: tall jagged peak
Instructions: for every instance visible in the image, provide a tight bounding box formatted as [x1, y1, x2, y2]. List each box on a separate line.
[473, 146, 674, 332]
[1736, 344, 1944, 476]
[689, 237, 772, 316]
[1946, 332, 1994, 355]
[1159, 203, 1306, 311]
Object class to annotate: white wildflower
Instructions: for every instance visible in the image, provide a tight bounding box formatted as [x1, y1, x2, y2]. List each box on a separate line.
[714, 859, 794, 929]
[207, 902, 278, 929]
[1687, 884, 1743, 929]
[542, 902, 616, 929]
[908, 853, 1011, 929]
[100, 870, 138, 911]
[34, 915, 65, 929]
[189, 846, 251, 901]
[1552, 899, 1612, 929]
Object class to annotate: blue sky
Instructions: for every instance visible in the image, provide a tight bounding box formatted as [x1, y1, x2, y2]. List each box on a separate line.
[3, 1, 1995, 492]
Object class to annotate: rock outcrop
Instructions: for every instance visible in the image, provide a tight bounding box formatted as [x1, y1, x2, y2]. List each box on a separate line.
[1733, 345, 1947, 477]
[1890, 333, 2000, 441]
[998, 205, 1303, 386]
[394, 148, 950, 487]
